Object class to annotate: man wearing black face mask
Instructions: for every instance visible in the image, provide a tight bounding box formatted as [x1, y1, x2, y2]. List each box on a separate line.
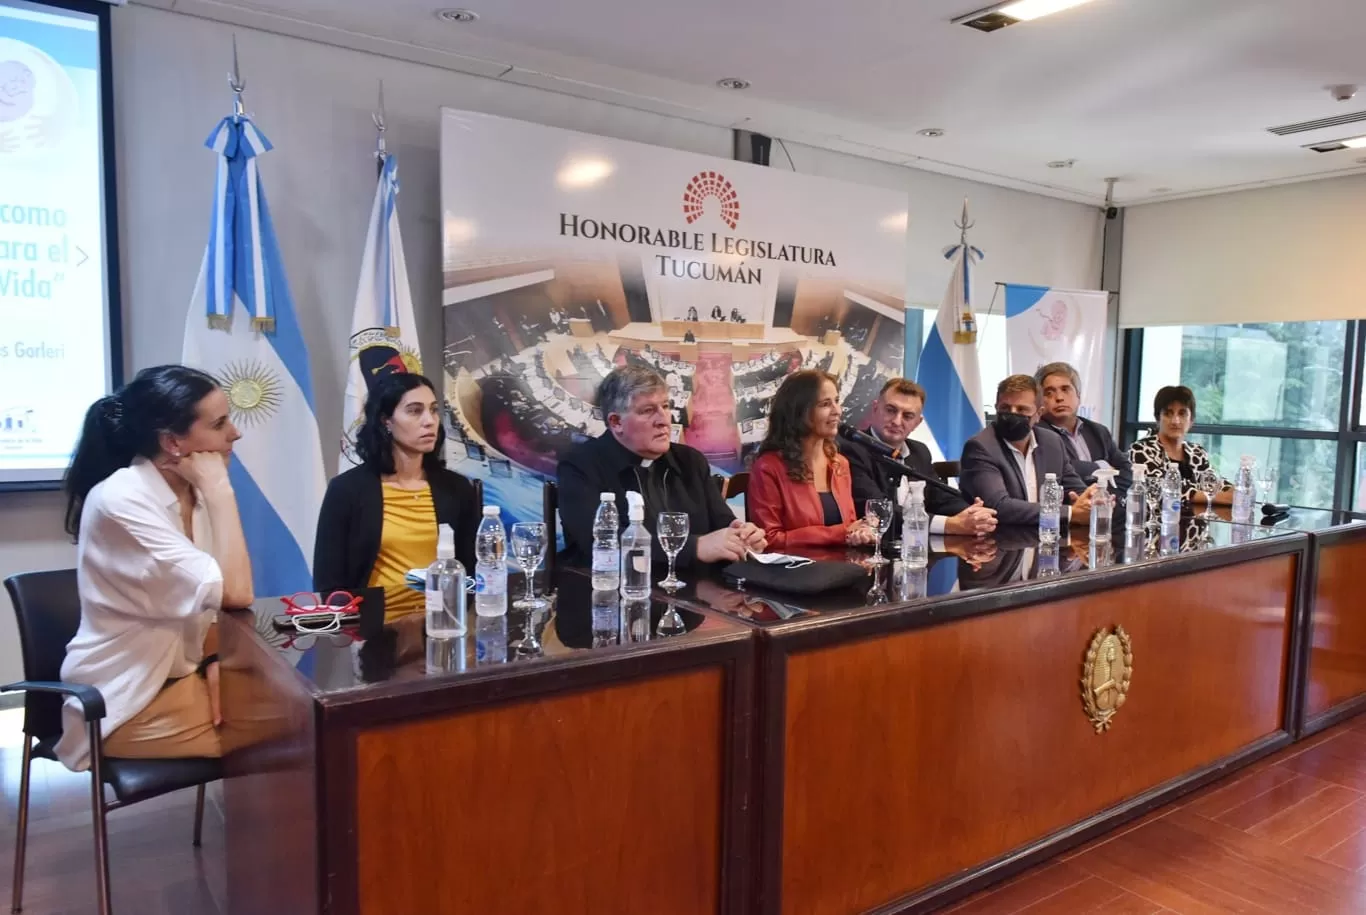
[961, 375, 1094, 527]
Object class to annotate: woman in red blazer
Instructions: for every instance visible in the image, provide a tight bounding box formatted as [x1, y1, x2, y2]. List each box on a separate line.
[748, 370, 879, 551]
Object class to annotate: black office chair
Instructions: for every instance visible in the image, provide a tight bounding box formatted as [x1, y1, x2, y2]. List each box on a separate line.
[473, 478, 484, 511]
[2, 570, 222, 915]
[933, 460, 962, 484]
[543, 479, 559, 579]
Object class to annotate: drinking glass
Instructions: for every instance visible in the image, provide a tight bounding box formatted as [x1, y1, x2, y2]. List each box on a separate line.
[657, 512, 690, 592]
[1255, 464, 1278, 509]
[1144, 479, 1163, 531]
[509, 522, 549, 610]
[865, 498, 893, 566]
[510, 605, 544, 657]
[1194, 470, 1220, 520]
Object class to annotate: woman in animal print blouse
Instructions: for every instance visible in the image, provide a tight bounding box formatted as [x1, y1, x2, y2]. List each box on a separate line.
[1127, 385, 1232, 506]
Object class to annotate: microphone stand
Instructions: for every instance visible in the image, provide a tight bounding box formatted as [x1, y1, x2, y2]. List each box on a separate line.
[854, 443, 964, 501]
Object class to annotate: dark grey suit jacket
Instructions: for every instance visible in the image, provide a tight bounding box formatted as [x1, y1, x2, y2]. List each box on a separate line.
[960, 424, 1087, 526]
[1038, 416, 1133, 495]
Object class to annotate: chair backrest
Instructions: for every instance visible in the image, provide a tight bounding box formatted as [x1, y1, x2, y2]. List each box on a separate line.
[4, 569, 80, 742]
[472, 478, 485, 511]
[933, 460, 961, 483]
[543, 479, 559, 579]
[723, 472, 751, 500]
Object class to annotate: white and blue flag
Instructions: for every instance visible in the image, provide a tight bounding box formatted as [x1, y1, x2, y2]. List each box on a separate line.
[916, 207, 985, 461]
[341, 154, 422, 467]
[182, 114, 327, 598]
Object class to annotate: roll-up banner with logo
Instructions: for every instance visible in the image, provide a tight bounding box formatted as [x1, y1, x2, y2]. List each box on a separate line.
[440, 109, 909, 524]
[1004, 284, 1109, 422]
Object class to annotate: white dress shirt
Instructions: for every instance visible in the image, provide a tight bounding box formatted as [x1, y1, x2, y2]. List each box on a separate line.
[55, 458, 222, 771]
[1006, 433, 1040, 503]
[1008, 431, 1073, 524]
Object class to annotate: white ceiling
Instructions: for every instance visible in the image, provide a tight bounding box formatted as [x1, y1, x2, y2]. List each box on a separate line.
[154, 0, 1366, 205]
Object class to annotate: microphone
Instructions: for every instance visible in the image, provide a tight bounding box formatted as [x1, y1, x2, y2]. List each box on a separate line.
[838, 423, 895, 457]
[836, 424, 963, 500]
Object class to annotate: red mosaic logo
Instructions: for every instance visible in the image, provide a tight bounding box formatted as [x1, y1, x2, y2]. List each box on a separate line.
[682, 171, 740, 229]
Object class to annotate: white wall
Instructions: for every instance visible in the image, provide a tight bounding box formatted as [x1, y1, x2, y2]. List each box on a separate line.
[0, 3, 1102, 682]
[1121, 172, 1366, 327]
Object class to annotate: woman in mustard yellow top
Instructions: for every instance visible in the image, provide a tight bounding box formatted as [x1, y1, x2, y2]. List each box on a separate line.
[314, 373, 479, 621]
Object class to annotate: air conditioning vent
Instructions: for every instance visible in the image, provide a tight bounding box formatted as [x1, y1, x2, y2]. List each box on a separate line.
[1268, 111, 1366, 136]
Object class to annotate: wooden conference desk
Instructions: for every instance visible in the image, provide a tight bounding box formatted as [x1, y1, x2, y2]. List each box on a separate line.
[1257, 509, 1366, 736]
[665, 518, 1311, 915]
[221, 515, 1339, 915]
[218, 572, 755, 915]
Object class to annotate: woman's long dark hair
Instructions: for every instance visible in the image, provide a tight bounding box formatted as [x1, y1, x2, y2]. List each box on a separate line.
[64, 365, 221, 536]
[354, 373, 447, 476]
[758, 370, 838, 483]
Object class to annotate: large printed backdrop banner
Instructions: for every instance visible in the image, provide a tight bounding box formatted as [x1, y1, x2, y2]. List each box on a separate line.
[1004, 284, 1108, 422]
[440, 110, 909, 524]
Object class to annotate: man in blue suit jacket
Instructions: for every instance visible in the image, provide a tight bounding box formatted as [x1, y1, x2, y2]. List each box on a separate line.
[961, 375, 1095, 527]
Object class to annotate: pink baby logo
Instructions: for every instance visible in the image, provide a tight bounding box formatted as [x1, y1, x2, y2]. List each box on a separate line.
[1039, 298, 1069, 342]
[682, 171, 740, 230]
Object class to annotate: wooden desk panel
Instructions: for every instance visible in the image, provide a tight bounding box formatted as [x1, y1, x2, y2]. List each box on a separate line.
[354, 668, 726, 915]
[221, 611, 320, 915]
[1304, 536, 1366, 723]
[777, 555, 1296, 915]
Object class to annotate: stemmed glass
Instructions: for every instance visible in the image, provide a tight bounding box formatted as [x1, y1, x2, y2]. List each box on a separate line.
[1195, 470, 1220, 520]
[1144, 477, 1163, 531]
[509, 522, 549, 610]
[1255, 464, 1278, 509]
[657, 512, 690, 592]
[865, 499, 893, 566]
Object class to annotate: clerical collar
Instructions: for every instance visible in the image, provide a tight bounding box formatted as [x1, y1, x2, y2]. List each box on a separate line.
[640, 458, 654, 468]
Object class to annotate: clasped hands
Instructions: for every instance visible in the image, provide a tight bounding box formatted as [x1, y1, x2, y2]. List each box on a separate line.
[696, 520, 768, 564]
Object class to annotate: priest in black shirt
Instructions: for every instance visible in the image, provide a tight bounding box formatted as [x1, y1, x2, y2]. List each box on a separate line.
[558, 365, 766, 568]
[840, 378, 997, 537]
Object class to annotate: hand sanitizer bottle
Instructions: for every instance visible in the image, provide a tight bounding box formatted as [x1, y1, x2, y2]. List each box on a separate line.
[619, 491, 652, 601]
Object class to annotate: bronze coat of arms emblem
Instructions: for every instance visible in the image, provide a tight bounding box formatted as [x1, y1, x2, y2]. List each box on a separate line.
[1082, 626, 1133, 733]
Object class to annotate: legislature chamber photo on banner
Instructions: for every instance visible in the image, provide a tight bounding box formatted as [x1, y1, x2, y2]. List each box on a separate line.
[439, 110, 910, 523]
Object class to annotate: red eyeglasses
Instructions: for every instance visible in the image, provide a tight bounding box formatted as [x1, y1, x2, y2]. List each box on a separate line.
[280, 590, 363, 634]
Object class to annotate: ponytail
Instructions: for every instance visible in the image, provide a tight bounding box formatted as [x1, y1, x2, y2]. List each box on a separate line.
[63, 365, 220, 538]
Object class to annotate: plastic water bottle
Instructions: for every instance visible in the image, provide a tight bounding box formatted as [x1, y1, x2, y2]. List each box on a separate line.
[1122, 527, 1146, 564]
[1232, 455, 1256, 524]
[591, 589, 619, 648]
[621, 598, 651, 643]
[474, 506, 508, 617]
[474, 614, 507, 666]
[900, 481, 929, 568]
[1039, 473, 1062, 545]
[426, 634, 466, 673]
[1037, 541, 1060, 577]
[591, 493, 621, 591]
[1125, 465, 1147, 532]
[425, 524, 467, 638]
[619, 491, 652, 600]
[1090, 468, 1117, 542]
[1160, 462, 1182, 532]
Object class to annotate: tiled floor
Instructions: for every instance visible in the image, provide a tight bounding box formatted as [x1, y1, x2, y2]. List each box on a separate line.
[3, 708, 1366, 914]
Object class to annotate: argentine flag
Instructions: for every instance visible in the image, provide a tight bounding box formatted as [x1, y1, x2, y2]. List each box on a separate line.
[341, 154, 422, 467]
[916, 231, 985, 462]
[182, 115, 327, 598]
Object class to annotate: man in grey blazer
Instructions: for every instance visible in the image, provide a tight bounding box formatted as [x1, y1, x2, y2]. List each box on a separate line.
[1035, 361, 1132, 495]
[961, 375, 1095, 527]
